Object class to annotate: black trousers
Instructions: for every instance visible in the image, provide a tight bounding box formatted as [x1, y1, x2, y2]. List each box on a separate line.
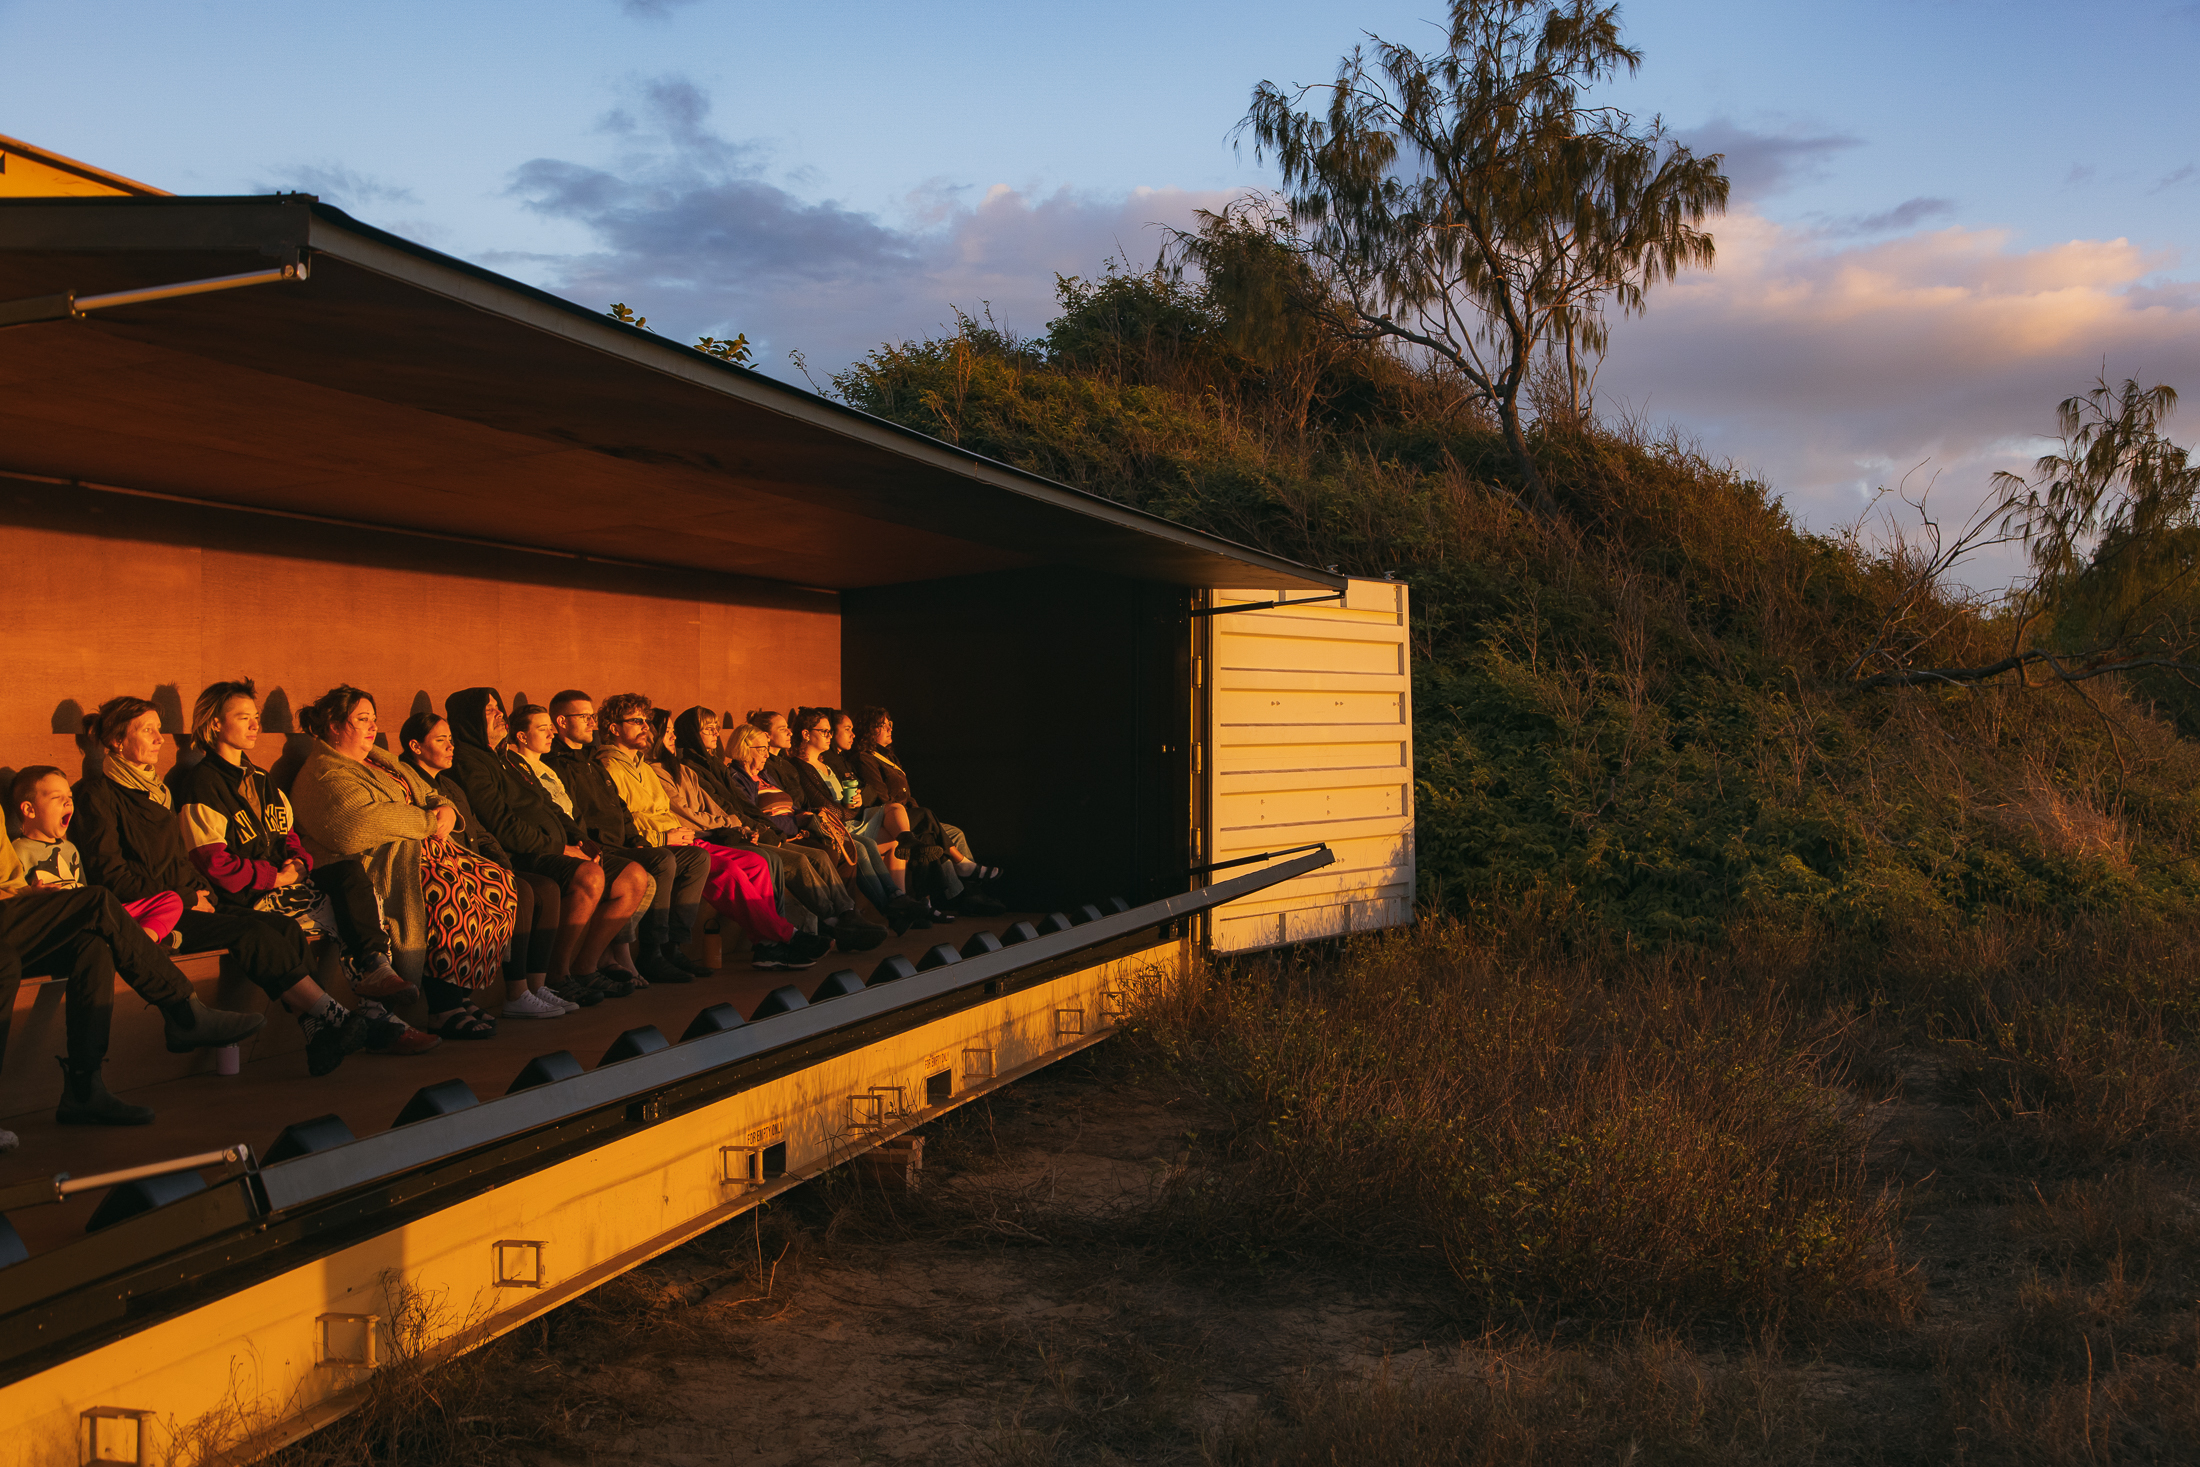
[622, 844, 708, 948]
[311, 858, 390, 970]
[175, 906, 313, 1002]
[508, 871, 559, 980]
[0, 887, 194, 1072]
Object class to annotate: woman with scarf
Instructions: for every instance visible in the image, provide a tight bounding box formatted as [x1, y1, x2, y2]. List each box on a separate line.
[290, 685, 518, 1041]
[660, 707, 886, 954]
[399, 710, 568, 1020]
[72, 695, 401, 1076]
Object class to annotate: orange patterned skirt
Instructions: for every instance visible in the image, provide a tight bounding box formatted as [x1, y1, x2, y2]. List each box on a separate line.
[417, 836, 518, 990]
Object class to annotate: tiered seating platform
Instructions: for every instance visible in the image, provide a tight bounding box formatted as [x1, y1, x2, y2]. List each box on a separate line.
[0, 911, 1023, 1257]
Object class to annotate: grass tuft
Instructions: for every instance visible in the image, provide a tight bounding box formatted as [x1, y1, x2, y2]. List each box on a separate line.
[1129, 917, 1916, 1330]
[1202, 1337, 1822, 1467]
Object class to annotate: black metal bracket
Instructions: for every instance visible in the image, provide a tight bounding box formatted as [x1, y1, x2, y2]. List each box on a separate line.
[1189, 842, 1329, 876]
[1190, 589, 1346, 618]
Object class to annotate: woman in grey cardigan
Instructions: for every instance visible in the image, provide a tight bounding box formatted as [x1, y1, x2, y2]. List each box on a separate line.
[290, 686, 518, 1040]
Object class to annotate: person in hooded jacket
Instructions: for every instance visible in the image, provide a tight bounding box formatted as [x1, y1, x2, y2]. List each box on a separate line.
[72, 695, 393, 1077]
[444, 688, 645, 1008]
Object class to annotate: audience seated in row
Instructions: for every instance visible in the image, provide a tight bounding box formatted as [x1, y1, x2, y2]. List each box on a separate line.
[0, 679, 999, 1149]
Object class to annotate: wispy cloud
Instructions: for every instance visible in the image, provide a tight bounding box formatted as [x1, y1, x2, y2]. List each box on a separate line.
[2152, 163, 2196, 192]
[494, 77, 2200, 598]
[619, 0, 703, 18]
[256, 162, 418, 208]
[1824, 195, 1956, 236]
[1676, 118, 1859, 201]
[501, 76, 1226, 370]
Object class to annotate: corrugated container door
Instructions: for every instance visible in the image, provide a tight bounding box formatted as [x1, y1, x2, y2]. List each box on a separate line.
[1200, 577, 1415, 951]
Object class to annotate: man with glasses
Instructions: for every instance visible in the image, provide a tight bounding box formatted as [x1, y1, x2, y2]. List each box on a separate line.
[545, 690, 711, 987]
[595, 693, 819, 971]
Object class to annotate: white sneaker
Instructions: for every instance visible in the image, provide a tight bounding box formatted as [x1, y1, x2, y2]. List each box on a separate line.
[504, 989, 563, 1019]
[547, 989, 581, 1012]
[0, 1127, 17, 1153]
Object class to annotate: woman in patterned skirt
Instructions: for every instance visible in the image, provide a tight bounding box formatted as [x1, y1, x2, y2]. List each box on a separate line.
[290, 686, 519, 1040]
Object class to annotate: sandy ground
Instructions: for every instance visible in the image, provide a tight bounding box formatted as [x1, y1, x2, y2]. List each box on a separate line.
[501, 1052, 1438, 1466]
[280, 1034, 2197, 1467]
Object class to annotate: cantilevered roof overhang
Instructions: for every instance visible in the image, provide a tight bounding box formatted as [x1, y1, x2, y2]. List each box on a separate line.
[0, 195, 1340, 593]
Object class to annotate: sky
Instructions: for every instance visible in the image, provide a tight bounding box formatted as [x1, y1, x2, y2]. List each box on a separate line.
[6, 0, 2197, 585]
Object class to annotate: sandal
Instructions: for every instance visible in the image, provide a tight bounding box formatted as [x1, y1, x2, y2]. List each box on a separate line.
[426, 1003, 497, 1040]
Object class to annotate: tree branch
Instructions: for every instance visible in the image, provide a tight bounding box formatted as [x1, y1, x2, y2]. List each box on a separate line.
[1851, 650, 2200, 690]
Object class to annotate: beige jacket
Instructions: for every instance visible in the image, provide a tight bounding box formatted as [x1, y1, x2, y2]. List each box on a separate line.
[290, 743, 449, 982]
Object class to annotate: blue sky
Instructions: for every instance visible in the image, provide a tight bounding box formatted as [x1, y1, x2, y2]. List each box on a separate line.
[6, 0, 2197, 569]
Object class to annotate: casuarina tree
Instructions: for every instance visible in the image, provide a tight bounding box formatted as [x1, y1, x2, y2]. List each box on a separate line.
[1244, 0, 1728, 520]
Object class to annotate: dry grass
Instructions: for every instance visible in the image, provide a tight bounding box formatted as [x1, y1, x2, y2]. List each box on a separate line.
[1201, 1336, 1822, 1467]
[1881, 918, 2200, 1170]
[256, 1209, 804, 1467]
[1925, 1164, 2200, 1464]
[1934, 1275, 2200, 1464]
[247, 907, 2200, 1467]
[1129, 916, 1916, 1332]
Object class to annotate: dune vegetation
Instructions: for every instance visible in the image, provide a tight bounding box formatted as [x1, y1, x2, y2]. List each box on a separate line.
[818, 212, 2200, 1456]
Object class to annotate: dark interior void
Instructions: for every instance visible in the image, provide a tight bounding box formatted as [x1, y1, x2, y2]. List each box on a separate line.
[843, 567, 1193, 915]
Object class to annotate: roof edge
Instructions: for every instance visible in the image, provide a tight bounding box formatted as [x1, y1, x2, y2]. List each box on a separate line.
[0, 133, 168, 197]
[297, 202, 1343, 594]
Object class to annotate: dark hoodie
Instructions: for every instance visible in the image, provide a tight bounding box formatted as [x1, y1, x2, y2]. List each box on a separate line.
[547, 736, 643, 849]
[444, 687, 582, 863]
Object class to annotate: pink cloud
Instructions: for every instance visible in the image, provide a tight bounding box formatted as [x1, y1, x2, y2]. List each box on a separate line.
[1598, 209, 2200, 584]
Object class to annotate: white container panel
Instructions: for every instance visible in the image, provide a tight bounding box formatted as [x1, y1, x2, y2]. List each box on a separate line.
[1203, 578, 1415, 952]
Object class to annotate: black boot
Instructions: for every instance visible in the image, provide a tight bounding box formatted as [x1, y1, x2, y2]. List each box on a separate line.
[887, 896, 931, 934]
[664, 944, 714, 978]
[304, 1009, 381, 1078]
[635, 947, 694, 984]
[55, 1059, 154, 1126]
[828, 917, 888, 953]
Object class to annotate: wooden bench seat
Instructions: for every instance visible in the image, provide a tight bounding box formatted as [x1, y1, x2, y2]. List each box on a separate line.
[2, 915, 743, 1117]
[0, 948, 316, 1117]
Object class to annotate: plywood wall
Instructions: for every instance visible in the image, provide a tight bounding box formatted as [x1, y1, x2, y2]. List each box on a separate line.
[0, 481, 838, 783]
[1203, 578, 1414, 951]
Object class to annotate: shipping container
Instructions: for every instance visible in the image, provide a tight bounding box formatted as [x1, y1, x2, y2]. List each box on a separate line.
[0, 144, 1413, 1465]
